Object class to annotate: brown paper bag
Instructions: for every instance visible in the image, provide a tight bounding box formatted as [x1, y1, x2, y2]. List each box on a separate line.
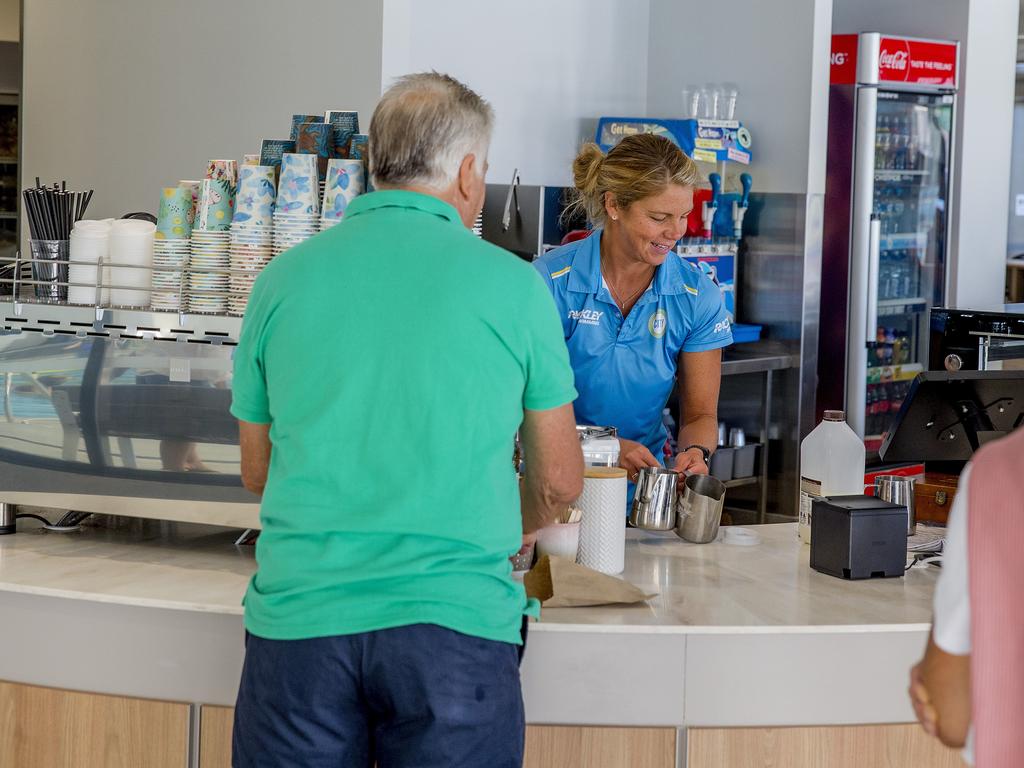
[524, 555, 657, 607]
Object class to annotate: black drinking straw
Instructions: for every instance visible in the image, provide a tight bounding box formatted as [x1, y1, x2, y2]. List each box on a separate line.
[22, 181, 95, 241]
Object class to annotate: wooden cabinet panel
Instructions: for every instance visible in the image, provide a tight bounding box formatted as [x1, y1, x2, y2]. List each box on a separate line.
[687, 724, 966, 768]
[197, 710, 675, 768]
[200, 705, 234, 768]
[524, 726, 676, 768]
[0, 681, 189, 768]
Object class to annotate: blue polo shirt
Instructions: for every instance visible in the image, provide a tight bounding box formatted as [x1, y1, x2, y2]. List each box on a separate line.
[534, 230, 732, 461]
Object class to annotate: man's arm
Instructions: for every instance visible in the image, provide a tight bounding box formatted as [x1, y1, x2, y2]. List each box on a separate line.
[238, 421, 271, 497]
[519, 403, 584, 535]
[910, 634, 971, 748]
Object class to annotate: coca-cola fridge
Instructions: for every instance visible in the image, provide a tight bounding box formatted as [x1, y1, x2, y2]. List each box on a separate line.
[819, 32, 959, 454]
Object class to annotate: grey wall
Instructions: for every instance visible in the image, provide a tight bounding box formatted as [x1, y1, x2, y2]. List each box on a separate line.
[647, 0, 832, 196]
[380, 0, 651, 188]
[832, 0, 1018, 309]
[22, 0, 383, 227]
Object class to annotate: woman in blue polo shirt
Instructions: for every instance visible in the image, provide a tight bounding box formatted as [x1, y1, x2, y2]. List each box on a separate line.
[534, 134, 732, 487]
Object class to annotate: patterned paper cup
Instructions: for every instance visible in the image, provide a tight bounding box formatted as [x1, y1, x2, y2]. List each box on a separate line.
[178, 180, 202, 226]
[326, 110, 360, 157]
[155, 186, 193, 240]
[290, 114, 323, 141]
[277, 153, 319, 215]
[234, 165, 277, 227]
[322, 159, 365, 221]
[295, 122, 332, 180]
[193, 178, 234, 231]
[205, 159, 239, 195]
[348, 134, 369, 160]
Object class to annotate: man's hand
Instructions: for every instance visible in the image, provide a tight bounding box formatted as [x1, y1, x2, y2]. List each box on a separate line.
[673, 447, 709, 476]
[618, 438, 662, 482]
[909, 662, 938, 737]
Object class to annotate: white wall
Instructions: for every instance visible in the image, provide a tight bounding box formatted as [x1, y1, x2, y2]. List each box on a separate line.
[832, 0, 1018, 309]
[22, 0, 383, 226]
[381, 0, 650, 188]
[647, 0, 833, 196]
[952, 0, 1018, 308]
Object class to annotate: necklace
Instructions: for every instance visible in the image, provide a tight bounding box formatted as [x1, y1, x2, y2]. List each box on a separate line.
[603, 268, 653, 313]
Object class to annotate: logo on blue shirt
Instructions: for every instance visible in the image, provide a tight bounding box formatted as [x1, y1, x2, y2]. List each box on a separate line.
[569, 309, 603, 326]
[648, 309, 667, 339]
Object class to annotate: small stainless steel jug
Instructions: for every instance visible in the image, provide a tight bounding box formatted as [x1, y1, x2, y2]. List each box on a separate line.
[629, 467, 678, 530]
[874, 475, 917, 535]
[675, 474, 727, 543]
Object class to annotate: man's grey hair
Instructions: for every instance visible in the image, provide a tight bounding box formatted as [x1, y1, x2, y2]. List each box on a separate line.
[369, 72, 494, 190]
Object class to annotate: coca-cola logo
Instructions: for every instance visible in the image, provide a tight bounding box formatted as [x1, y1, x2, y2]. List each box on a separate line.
[879, 49, 908, 70]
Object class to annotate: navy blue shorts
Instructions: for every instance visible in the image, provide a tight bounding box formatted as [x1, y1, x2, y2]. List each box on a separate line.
[232, 621, 527, 768]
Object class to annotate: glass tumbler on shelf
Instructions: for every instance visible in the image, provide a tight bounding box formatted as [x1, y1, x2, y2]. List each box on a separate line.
[681, 86, 700, 119]
[29, 239, 69, 302]
[721, 83, 739, 121]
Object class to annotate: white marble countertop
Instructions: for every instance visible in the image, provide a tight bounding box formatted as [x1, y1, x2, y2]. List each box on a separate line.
[0, 518, 938, 633]
[0, 518, 940, 724]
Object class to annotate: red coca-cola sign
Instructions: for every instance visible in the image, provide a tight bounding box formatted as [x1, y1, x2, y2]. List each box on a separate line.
[878, 36, 956, 86]
[830, 34, 859, 85]
[830, 34, 957, 87]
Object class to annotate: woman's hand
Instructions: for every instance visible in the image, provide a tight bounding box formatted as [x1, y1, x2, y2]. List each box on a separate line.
[909, 662, 938, 737]
[674, 447, 709, 476]
[618, 438, 662, 482]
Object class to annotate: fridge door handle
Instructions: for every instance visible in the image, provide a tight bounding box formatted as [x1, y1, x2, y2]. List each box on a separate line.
[866, 215, 881, 339]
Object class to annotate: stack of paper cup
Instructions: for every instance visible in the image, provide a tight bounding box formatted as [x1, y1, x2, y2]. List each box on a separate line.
[273, 153, 319, 255]
[188, 178, 232, 313]
[68, 219, 113, 305]
[320, 158, 365, 230]
[108, 219, 155, 307]
[576, 467, 628, 574]
[228, 165, 276, 316]
[151, 186, 193, 311]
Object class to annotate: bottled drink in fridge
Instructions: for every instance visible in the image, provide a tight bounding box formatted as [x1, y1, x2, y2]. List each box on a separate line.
[798, 410, 866, 543]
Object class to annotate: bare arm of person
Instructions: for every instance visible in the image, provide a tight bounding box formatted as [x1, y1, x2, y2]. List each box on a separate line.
[238, 421, 272, 497]
[909, 634, 971, 748]
[519, 403, 584, 535]
[618, 438, 663, 480]
[673, 349, 722, 475]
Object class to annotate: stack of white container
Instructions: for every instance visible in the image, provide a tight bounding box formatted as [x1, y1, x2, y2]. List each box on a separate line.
[108, 219, 155, 307]
[68, 219, 113, 305]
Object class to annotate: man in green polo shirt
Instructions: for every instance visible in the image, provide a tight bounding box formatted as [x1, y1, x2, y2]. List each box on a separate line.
[230, 73, 583, 768]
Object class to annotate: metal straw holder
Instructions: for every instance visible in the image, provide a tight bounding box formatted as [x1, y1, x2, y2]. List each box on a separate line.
[28, 239, 70, 301]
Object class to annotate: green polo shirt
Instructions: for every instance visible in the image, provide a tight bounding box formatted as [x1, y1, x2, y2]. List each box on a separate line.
[231, 190, 577, 644]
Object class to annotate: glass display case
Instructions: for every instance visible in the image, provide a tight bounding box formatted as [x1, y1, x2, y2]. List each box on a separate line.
[0, 303, 258, 527]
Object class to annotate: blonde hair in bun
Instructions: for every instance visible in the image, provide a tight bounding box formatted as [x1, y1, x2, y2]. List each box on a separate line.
[564, 133, 701, 226]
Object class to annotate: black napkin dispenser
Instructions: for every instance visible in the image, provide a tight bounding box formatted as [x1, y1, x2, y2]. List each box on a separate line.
[809, 495, 907, 580]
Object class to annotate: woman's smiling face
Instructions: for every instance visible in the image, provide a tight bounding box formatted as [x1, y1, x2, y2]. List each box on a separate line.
[605, 184, 694, 267]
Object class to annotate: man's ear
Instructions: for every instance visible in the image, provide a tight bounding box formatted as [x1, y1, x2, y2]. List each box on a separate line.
[457, 153, 478, 200]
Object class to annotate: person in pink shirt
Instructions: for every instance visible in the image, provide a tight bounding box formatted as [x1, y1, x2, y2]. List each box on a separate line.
[909, 425, 1024, 767]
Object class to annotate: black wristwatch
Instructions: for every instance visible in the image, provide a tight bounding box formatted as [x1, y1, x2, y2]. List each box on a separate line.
[682, 444, 711, 466]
